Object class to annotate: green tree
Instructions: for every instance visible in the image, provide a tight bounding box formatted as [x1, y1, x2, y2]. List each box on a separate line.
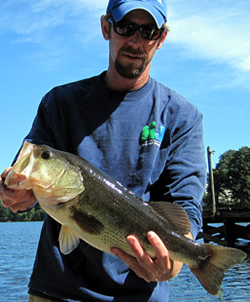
[0, 200, 46, 222]
[204, 146, 250, 209]
[0, 201, 11, 221]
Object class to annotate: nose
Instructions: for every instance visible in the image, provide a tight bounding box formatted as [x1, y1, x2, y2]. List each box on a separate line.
[127, 29, 143, 46]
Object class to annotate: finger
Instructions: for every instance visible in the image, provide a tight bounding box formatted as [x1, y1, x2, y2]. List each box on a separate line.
[1, 167, 12, 179]
[0, 175, 6, 191]
[147, 231, 166, 257]
[147, 231, 172, 271]
[0, 168, 11, 188]
[0, 188, 16, 206]
[1, 196, 20, 212]
[0, 187, 36, 213]
[127, 235, 154, 265]
[126, 236, 144, 258]
[111, 247, 152, 282]
[126, 235, 159, 282]
[1, 198, 18, 212]
[10, 203, 28, 213]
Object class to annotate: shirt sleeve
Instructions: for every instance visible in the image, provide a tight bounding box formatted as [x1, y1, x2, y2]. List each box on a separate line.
[24, 96, 57, 147]
[24, 87, 76, 153]
[151, 99, 207, 239]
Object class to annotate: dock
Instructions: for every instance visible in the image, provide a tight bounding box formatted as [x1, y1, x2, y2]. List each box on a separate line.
[197, 146, 250, 248]
[198, 207, 250, 248]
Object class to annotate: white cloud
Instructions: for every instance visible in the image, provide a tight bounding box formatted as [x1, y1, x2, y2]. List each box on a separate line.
[0, 0, 105, 43]
[166, 0, 250, 72]
[1, 0, 250, 88]
[0, 0, 105, 73]
[2, 0, 249, 71]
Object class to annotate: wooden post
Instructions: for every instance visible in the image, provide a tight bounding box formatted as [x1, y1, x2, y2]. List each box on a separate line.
[207, 146, 216, 216]
[224, 219, 236, 247]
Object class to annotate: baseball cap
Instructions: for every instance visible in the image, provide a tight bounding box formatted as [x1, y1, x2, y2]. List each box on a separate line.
[106, 0, 167, 28]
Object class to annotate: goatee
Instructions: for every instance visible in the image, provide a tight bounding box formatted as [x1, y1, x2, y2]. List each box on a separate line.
[115, 46, 148, 79]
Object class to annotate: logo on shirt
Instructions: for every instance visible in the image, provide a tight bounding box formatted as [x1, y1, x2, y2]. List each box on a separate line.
[141, 121, 166, 147]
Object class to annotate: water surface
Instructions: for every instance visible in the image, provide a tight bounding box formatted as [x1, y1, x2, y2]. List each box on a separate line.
[0, 222, 249, 301]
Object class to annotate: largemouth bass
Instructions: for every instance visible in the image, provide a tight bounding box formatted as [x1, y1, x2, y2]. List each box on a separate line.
[5, 141, 246, 295]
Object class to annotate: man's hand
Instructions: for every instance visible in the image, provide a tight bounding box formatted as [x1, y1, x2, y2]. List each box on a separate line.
[111, 231, 192, 283]
[0, 168, 36, 213]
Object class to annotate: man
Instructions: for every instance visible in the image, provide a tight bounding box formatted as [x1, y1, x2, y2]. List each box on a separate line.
[0, 0, 206, 301]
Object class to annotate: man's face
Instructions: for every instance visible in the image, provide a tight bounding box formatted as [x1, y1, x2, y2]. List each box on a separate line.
[108, 10, 166, 79]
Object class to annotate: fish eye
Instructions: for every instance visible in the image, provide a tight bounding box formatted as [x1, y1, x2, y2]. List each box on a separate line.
[41, 151, 52, 160]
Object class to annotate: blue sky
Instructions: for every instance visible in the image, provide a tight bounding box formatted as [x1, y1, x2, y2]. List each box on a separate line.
[0, 0, 249, 173]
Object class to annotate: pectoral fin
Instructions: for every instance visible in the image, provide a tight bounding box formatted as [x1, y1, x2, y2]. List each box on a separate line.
[58, 225, 80, 255]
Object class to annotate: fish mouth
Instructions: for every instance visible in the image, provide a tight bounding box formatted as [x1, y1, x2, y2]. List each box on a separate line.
[5, 141, 86, 206]
[5, 141, 35, 190]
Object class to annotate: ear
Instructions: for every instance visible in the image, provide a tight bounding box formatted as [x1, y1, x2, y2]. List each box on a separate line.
[101, 15, 110, 41]
[157, 30, 168, 50]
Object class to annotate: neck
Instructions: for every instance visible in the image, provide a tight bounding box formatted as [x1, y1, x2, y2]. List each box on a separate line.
[104, 62, 151, 92]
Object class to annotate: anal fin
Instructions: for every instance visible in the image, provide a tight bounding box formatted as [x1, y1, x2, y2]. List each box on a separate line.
[59, 225, 80, 255]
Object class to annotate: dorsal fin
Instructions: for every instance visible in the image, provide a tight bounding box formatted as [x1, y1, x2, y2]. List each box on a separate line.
[149, 201, 191, 235]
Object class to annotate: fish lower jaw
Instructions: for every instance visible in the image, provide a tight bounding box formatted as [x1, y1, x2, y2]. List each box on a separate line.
[4, 170, 28, 189]
[35, 192, 78, 209]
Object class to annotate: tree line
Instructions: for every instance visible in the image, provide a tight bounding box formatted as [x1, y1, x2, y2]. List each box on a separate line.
[0, 146, 249, 222]
[0, 203, 45, 222]
[203, 146, 250, 209]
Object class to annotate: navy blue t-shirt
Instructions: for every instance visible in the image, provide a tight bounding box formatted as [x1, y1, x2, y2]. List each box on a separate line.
[25, 72, 206, 301]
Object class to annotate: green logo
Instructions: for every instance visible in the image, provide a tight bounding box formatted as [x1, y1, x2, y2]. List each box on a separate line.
[141, 121, 166, 145]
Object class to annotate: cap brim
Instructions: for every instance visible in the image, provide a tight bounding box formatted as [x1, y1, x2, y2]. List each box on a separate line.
[111, 2, 166, 28]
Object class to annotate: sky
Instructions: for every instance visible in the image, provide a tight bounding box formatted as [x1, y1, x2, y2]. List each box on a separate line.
[0, 0, 249, 173]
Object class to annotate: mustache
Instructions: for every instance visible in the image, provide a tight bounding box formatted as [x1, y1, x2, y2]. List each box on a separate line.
[119, 46, 147, 58]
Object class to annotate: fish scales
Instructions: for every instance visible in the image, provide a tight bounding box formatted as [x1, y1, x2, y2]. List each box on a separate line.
[75, 165, 208, 263]
[69, 164, 167, 256]
[4, 142, 247, 296]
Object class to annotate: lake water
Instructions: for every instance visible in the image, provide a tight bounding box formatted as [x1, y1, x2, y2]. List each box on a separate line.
[0, 222, 249, 302]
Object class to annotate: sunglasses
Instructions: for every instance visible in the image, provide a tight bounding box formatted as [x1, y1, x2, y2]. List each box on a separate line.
[108, 18, 165, 41]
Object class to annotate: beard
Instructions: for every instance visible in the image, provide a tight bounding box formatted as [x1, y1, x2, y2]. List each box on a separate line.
[114, 46, 149, 79]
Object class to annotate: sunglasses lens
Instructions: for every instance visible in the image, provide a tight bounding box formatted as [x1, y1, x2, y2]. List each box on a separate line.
[115, 22, 136, 36]
[141, 25, 159, 40]
[110, 19, 164, 41]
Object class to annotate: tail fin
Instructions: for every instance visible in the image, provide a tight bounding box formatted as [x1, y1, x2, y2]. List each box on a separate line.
[190, 244, 246, 295]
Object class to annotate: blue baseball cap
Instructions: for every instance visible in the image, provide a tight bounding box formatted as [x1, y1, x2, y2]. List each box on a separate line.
[106, 0, 167, 28]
